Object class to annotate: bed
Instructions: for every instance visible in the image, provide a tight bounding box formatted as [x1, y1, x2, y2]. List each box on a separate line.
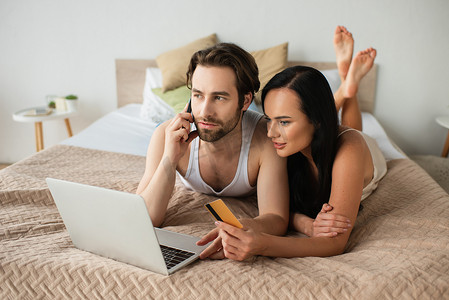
[1, 58, 448, 299]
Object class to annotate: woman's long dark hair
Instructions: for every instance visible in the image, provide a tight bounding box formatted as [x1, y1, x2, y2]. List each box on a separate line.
[261, 66, 339, 218]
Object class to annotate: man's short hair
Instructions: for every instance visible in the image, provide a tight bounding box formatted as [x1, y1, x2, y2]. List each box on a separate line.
[186, 43, 260, 108]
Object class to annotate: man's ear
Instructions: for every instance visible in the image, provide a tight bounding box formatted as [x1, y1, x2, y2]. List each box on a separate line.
[242, 93, 253, 111]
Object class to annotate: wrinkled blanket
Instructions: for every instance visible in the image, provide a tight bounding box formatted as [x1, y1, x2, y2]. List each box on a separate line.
[1, 145, 448, 299]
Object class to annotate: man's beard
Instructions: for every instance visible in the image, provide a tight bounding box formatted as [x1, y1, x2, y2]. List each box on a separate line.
[195, 109, 241, 142]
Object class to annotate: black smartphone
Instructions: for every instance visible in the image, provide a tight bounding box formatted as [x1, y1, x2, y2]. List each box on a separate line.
[185, 98, 197, 138]
[186, 98, 195, 123]
[187, 98, 192, 113]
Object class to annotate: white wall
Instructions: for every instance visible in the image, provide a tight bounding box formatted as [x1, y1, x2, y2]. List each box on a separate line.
[1, 0, 448, 163]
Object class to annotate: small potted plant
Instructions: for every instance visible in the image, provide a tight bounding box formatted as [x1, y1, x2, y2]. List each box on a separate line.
[65, 94, 78, 112]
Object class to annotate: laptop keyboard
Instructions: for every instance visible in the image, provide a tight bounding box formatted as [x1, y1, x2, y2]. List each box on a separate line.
[160, 245, 195, 269]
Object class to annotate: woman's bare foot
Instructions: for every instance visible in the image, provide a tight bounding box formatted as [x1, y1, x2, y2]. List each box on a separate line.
[333, 26, 354, 80]
[344, 47, 377, 99]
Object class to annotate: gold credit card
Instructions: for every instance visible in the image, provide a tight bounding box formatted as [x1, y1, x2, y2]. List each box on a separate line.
[205, 199, 243, 229]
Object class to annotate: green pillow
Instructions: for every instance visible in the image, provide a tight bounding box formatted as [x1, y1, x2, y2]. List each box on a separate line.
[152, 85, 191, 113]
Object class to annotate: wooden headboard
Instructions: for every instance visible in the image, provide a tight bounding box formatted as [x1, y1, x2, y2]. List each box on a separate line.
[115, 59, 377, 113]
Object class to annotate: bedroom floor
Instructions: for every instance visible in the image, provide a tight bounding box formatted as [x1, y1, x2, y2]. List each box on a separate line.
[409, 155, 449, 193]
[1, 157, 448, 193]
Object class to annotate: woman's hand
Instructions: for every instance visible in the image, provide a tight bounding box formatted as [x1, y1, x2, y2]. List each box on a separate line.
[311, 203, 352, 237]
[215, 221, 267, 261]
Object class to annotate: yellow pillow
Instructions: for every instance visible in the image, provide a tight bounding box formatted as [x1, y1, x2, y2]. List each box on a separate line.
[251, 42, 288, 105]
[156, 34, 218, 92]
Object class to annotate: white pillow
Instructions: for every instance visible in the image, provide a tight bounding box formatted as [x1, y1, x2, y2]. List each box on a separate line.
[140, 68, 175, 122]
[320, 69, 341, 94]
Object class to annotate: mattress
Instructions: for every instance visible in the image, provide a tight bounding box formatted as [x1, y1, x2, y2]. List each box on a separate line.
[4, 55, 445, 298]
[1, 145, 448, 299]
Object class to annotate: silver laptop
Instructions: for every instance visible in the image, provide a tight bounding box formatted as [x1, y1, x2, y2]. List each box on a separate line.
[46, 178, 208, 275]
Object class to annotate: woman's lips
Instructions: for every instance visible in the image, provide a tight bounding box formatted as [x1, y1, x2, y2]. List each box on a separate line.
[273, 142, 286, 149]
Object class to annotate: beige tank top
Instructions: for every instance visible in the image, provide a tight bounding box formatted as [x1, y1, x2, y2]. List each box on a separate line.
[338, 128, 387, 201]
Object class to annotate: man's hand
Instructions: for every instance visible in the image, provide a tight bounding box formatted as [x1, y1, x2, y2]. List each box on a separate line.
[163, 103, 198, 164]
[216, 221, 266, 261]
[196, 227, 225, 259]
[311, 203, 351, 237]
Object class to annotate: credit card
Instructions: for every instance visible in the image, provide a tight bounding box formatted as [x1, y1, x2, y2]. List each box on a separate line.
[205, 199, 243, 229]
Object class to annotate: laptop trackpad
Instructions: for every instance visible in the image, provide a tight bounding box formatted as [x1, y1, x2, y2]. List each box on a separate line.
[154, 228, 208, 253]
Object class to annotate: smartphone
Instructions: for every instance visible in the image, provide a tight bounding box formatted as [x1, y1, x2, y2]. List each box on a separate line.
[205, 199, 243, 229]
[187, 98, 192, 113]
[186, 98, 195, 123]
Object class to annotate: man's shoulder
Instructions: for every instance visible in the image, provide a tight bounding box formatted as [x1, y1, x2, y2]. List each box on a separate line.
[248, 112, 275, 157]
[244, 109, 264, 122]
[252, 114, 269, 141]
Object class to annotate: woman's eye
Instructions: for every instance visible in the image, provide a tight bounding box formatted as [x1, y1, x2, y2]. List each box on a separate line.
[264, 116, 271, 123]
[216, 96, 224, 101]
[279, 121, 289, 126]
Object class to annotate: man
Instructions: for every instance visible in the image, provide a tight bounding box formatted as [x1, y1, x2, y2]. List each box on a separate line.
[137, 43, 289, 259]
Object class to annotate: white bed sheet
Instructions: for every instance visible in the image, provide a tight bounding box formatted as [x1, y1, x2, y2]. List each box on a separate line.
[62, 104, 405, 160]
[61, 104, 157, 156]
[361, 112, 405, 160]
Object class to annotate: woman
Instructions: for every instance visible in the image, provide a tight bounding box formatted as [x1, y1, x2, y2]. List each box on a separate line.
[213, 28, 387, 259]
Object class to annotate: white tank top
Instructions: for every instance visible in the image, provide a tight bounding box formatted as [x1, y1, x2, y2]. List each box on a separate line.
[178, 110, 263, 197]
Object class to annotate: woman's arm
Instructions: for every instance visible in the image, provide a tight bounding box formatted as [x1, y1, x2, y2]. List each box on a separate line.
[290, 205, 351, 237]
[197, 121, 290, 260]
[216, 132, 371, 259]
[216, 221, 348, 259]
[290, 213, 314, 236]
[251, 121, 290, 235]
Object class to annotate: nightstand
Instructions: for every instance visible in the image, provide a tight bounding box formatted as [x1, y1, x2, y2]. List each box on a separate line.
[436, 116, 449, 157]
[13, 106, 78, 152]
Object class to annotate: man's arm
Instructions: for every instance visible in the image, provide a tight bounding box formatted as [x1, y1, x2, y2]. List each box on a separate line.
[137, 108, 197, 227]
[136, 122, 176, 227]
